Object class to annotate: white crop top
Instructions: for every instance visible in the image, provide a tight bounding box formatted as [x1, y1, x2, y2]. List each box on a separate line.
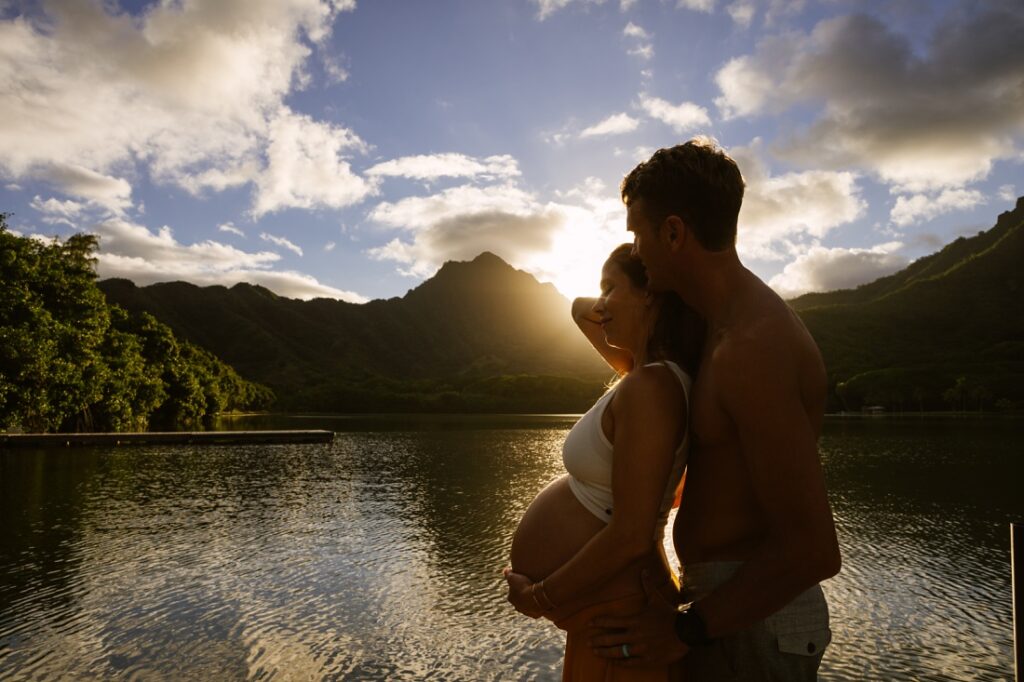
[562, 360, 692, 525]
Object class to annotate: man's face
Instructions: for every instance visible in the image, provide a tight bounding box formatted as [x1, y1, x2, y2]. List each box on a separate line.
[626, 199, 671, 291]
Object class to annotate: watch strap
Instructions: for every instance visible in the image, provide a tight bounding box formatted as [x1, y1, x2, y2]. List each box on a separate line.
[674, 602, 712, 646]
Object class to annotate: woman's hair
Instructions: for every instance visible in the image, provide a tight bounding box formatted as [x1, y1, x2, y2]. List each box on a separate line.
[605, 243, 705, 377]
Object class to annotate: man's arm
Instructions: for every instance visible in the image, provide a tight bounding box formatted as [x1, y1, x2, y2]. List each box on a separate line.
[694, 332, 840, 637]
[590, 327, 840, 661]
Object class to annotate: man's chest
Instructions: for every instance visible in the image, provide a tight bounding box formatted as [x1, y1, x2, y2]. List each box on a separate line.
[689, 368, 733, 449]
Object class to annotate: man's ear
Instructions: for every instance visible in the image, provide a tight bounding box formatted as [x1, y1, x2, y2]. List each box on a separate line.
[662, 215, 687, 253]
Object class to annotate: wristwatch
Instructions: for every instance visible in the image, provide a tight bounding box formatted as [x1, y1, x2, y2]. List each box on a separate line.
[674, 602, 712, 646]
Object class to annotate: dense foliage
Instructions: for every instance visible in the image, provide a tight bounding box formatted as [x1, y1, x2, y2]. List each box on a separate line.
[0, 216, 273, 433]
[794, 197, 1024, 413]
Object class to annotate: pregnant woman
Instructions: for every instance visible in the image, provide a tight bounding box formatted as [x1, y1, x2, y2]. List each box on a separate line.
[505, 244, 704, 681]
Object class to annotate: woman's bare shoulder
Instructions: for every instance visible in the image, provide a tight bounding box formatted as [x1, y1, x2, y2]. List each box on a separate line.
[613, 364, 686, 410]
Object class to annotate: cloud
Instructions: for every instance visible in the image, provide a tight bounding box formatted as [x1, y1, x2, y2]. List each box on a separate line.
[628, 44, 654, 60]
[90, 219, 365, 302]
[178, 162, 261, 196]
[365, 153, 520, 181]
[890, 188, 985, 227]
[531, 0, 604, 21]
[369, 211, 564, 278]
[218, 223, 246, 237]
[678, 0, 715, 12]
[638, 95, 712, 133]
[712, 4, 1024, 191]
[261, 232, 304, 256]
[321, 51, 350, 84]
[620, 0, 638, 10]
[623, 22, 649, 39]
[580, 113, 641, 138]
[726, 0, 756, 27]
[324, 241, 336, 252]
[252, 109, 375, 217]
[0, 0, 368, 215]
[769, 242, 909, 299]
[30, 196, 86, 226]
[999, 184, 1017, 202]
[731, 140, 866, 260]
[370, 184, 541, 232]
[714, 46, 786, 120]
[623, 21, 654, 60]
[367, 184, 562, 277]
[40, 164, 133, 214]
[765, 0, 807, 26]
[367, 179, 627, 299]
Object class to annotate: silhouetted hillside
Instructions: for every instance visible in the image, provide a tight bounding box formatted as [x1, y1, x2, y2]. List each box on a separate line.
[794, 196, 1024, 411]
[100, 253, 609, 412]
[100, 198, 1024, 414]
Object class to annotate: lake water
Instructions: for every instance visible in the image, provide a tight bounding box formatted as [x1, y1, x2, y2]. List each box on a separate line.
[1, 414, 1020, 680]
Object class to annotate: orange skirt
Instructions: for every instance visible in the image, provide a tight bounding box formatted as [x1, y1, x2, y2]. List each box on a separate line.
[553, 587, 681, 682]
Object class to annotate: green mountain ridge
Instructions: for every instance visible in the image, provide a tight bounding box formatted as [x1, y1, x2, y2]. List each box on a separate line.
[99, 198, 1024, 413]
[790, 197, 1023, 311]
[793, 196, 1024, 410]
[100, 252, 610, 412]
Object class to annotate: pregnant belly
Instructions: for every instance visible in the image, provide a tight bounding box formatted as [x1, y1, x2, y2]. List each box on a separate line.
[509, 474, 606, 581]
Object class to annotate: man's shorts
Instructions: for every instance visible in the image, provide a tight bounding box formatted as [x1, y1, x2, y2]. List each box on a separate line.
[678, 561, 831, 681]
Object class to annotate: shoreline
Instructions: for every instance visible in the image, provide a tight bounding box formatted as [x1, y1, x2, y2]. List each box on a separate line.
[0, 430, 334, 448]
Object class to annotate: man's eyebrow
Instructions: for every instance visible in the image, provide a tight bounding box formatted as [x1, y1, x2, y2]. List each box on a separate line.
[599, 278, 611, 289]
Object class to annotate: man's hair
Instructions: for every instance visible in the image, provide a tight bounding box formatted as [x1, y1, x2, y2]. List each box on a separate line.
[620, 137, 745, 252]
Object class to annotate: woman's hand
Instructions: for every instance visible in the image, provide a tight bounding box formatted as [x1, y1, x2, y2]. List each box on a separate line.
[572, 297, 633, 374]
[503, 568, 546, 619]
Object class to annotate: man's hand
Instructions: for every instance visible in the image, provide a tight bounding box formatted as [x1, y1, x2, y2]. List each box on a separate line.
[589, 570, 689, 667]
[503, 568, 545, 619]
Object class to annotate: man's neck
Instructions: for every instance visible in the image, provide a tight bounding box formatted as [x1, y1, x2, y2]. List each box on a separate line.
[672, 248, 750, 329]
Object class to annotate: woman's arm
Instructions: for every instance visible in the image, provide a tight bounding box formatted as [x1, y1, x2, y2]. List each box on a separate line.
[573, 297, 633, 375]
[507, 365, 687, 614]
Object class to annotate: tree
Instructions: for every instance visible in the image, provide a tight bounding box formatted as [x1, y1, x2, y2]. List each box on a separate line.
[0, 216, 273, 432]
[942, 376, 969, 413]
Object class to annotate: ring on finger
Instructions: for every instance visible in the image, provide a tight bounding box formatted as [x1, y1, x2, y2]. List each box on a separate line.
[621, 643, 631, 659]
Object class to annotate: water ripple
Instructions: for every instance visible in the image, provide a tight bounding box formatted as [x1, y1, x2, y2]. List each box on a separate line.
[0, 415, 1020, 680]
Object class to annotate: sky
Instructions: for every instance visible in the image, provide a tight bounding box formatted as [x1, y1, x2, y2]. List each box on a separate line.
[1, 0, 1022, 303]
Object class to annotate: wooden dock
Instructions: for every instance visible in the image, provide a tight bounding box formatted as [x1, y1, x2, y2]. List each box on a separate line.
[0, 430, 334, 448]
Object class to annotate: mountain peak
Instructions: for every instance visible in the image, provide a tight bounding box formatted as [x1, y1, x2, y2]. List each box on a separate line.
[423, 251, 517, 284]
[437, 251, 513, 274]
[999, 195, 1024, 226]
[470, 251, 507, 266]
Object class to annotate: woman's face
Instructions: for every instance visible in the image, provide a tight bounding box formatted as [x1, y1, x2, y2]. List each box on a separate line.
[592, 261, 652, 353]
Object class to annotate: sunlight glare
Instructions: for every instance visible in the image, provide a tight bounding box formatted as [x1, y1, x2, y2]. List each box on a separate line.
[521, 192, 628, 301]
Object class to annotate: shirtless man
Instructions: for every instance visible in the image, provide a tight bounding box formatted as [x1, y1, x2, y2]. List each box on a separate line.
[589, 139, 841, 679]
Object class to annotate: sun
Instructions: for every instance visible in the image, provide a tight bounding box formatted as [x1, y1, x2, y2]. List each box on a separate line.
[523, 218, 631, 302]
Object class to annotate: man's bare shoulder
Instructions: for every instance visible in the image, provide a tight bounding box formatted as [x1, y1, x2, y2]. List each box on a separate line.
[712, 282, 824, 395]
